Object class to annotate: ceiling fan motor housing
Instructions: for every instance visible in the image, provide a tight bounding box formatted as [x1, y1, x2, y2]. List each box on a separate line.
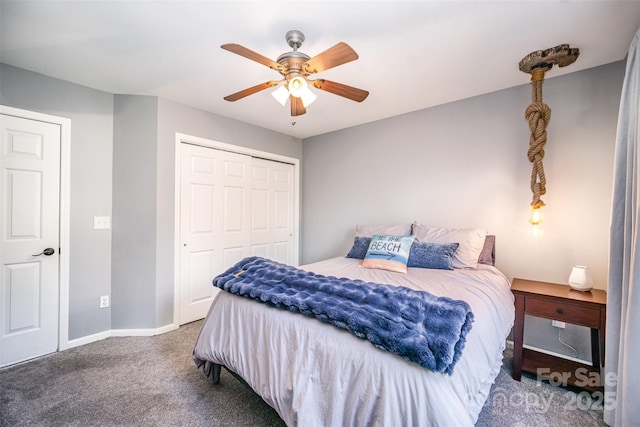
[285, 30, 305, 51]
[277, 53, 310, 80]
[278, 30, 311, 81]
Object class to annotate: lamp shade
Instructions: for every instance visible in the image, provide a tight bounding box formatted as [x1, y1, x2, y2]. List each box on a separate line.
[299, 86, 317, 107]
[271, 85, 290, 106]
[568, 265, 592, 291]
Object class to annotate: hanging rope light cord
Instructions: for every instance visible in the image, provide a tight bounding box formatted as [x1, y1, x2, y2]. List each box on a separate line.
[518, 44, 579, 221]
[526, 67, 551, 209]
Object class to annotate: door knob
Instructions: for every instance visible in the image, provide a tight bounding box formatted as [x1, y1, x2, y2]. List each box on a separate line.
[32, 248, 55, 256]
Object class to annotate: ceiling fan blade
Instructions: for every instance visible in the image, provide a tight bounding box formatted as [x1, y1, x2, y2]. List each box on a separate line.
[303, 42, 359, 74]
[310, 79, 369, 102]
[290, 96, 306, 116]
[223, 81, 281, 102]
[221, 43, 282, 72]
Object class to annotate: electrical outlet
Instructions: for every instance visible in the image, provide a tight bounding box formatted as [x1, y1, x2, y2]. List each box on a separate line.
[94, 216, 111, 230]
[551, 320, 565, 328]
[99, 295, 110, 309]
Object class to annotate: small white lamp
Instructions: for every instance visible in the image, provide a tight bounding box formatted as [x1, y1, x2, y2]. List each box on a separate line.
[568, 265, 592, 292]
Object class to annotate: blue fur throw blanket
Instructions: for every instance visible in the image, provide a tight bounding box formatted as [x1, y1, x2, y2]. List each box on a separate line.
[212, 256, 474, 374]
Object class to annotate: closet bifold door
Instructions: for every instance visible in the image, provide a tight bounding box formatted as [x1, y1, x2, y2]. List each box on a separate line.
[179, 143, 295, 324]
[249, 157, 295, 265]
[179, 143, 251, 324]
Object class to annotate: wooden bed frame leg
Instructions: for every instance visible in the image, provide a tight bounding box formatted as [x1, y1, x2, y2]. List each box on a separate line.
[512, 293, 525, 381]
[212, 363, 222, 384]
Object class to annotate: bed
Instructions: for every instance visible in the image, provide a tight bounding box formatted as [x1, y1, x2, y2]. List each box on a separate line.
[193, 225, 515, 426]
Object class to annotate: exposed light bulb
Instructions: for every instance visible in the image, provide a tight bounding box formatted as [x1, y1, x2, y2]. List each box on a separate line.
[288, 76, 307, 97]
[529, 206, 543, 225]
[286, 76, 317, 108]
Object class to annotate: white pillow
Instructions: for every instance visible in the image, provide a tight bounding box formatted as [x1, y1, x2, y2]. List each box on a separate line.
[413, 225, 487, 269]
[355, 223, 412, 238]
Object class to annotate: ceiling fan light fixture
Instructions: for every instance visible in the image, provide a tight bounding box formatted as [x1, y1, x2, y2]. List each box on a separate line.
[272, 84, 289, 106]
[287, 76, 307, 97]
[221, 30, 367, 116]
[300, 87, 317, 108]
[287, 76, 316, 107]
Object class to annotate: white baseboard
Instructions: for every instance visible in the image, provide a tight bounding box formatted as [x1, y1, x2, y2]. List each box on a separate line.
[66, 330, 112, 349]
[66, 323, 179, 349]
[155, 323, 179, 335]
[111, 323, 178, 337]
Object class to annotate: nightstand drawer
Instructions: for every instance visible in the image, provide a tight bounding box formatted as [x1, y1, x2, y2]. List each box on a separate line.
[525, 298, 600, 327]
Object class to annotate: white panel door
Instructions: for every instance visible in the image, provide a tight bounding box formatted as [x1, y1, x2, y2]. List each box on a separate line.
[0, 114, 60, 367]
[250, 158, 295, 264]
[179, 143, 251, 324]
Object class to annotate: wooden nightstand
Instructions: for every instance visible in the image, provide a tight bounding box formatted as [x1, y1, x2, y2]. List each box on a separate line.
[511, 278, 607, 392]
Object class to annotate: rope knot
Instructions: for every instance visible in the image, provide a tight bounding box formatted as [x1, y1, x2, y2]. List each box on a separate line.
[525, 82, 551, 207]
[519, 45, 579, 214]
[525, 102, 551, 125]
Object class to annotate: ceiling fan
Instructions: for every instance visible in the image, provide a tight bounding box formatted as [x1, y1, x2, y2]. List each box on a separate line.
[221, 30, 369, 117]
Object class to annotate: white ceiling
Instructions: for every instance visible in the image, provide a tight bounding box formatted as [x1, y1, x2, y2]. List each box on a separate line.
[1, 1, 639, 139]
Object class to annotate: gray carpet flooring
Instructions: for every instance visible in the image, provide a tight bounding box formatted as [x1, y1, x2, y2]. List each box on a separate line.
[0, 320, 607, 426]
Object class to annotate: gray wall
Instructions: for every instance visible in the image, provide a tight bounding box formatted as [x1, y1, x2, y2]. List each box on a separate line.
[301, 61, 625, 361]
[0, 63, 302, 339]
[0, 64, 113, 340]
[112, 95, 159, 329]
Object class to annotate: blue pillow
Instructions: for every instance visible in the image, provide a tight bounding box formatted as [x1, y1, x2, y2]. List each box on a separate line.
[407, 242, 459, 270]
[346, 236, 371, 259]
[362, 234, 415, 273]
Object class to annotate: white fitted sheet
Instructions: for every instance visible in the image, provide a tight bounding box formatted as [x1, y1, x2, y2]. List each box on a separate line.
[193, 257, 515, 426]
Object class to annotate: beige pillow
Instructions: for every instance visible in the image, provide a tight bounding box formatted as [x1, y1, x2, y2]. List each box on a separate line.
[413, 225, 487, 269]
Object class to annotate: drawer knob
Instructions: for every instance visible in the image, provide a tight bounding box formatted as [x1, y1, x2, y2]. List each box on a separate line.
[557, 308, 564, 315]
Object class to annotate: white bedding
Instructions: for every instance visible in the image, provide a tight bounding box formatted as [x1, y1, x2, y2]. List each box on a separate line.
[193, 257, 515, 426]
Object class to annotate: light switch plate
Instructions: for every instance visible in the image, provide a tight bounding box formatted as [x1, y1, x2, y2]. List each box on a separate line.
[94, 216, 111, 230]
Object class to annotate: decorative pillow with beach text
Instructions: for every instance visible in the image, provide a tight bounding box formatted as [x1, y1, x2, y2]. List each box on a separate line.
[361, 234, 415, 273]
